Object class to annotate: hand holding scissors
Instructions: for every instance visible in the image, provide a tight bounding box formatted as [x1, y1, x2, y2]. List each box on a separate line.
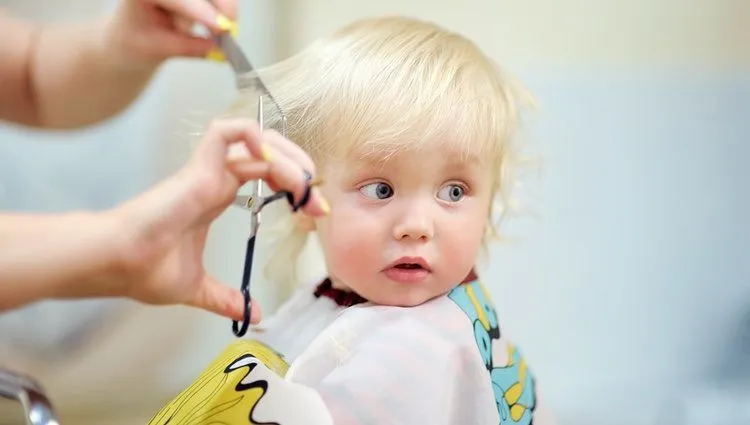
[113, 117, 328, 326]
[211, 19, 331, 336]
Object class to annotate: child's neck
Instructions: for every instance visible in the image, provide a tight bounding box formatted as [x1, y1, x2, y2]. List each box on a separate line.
[313, 278, 367, 307]
[329, 277, 351, 291]
[315, 269, 479, 307]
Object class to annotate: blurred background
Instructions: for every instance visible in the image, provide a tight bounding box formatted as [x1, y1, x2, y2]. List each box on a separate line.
[0, 0, 747, 424]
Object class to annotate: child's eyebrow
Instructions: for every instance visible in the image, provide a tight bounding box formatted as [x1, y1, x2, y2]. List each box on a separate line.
[444, 152, 481, 167]
[343, 149, 483, 174]
[346, 155, 393, 171]
[335, 157, 388, 181]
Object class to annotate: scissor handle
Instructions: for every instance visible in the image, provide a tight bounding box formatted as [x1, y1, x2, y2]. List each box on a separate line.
[285, 170, 313, 212]
[230, 171, 315, 338]
[232, 235, 256, 337]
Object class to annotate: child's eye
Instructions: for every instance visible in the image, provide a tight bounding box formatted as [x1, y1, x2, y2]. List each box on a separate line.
[437, 184, 465, 202]
[360, 182, 394, 199]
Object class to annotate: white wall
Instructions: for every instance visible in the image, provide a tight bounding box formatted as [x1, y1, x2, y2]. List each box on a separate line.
[279, 0, 746, 69]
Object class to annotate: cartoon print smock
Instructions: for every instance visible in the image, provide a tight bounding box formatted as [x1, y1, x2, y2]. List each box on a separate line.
[147, 276, 555, 424]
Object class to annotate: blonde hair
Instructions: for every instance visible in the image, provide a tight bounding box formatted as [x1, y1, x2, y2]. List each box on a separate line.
[222, 16, 534, 294]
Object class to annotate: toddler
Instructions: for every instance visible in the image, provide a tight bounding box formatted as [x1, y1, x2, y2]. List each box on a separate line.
[149, 16, 553, 425]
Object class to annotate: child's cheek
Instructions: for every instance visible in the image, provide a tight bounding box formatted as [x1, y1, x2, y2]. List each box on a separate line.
[331, 227, 380, 275]
[439, 214, 486, 282]
[318, 202, 382, 281]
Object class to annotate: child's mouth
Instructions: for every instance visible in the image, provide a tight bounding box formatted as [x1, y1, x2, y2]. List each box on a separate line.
[394, 263, 424, 270]
[384, 258, 431, 283]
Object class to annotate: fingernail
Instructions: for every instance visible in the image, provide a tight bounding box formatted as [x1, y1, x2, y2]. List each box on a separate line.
[319, 196, 331, 214]
[205, 48, 226, 62]
[260, 144, 275, 162]
[216, 14, 239, 38]
[216, 14, 236, 32]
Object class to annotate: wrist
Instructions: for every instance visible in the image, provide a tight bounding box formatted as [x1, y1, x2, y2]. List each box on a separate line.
[108, 172, 196, 289]
[43, 210, 130, 301]
[95, 208, 136, 298]
[106, 200, 161, 297]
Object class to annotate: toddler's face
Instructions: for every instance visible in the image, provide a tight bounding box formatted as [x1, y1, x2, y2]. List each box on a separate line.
[314, 145, 494, 306]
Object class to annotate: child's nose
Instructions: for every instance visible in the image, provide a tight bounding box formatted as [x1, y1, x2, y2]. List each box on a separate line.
[392, 201, 434, 241]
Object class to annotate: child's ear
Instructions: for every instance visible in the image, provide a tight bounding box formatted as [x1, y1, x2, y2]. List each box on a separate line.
[293, 212, 316, 232]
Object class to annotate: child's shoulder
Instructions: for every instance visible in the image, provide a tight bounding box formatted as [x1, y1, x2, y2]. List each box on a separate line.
[314, 279, 504, 369]
[446, 279, 545, 425]
[283, 278, 552, 424]
[343, 279, 544, 425]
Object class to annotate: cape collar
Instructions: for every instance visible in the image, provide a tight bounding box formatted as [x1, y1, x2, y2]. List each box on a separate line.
[313, 269, 479, 307]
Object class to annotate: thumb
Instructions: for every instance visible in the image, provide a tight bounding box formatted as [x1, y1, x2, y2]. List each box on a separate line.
[189, 275, 263, 324]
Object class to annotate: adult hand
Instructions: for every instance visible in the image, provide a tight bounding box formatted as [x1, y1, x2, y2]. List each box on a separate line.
[105, 0, 239, 69]
[112, 118, 329, 322]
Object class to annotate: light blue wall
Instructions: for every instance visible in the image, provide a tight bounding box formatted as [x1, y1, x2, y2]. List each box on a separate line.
[0, 74, 169, 354]
[0, 86, 164, 212]
[484, 69, 750, 424]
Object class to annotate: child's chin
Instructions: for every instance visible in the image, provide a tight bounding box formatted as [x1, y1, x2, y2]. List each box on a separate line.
[378, 290, 442, 308]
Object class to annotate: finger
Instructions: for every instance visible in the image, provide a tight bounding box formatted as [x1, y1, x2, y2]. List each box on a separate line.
[197, 118, 328, 215]
[148, 0, 226, 32]
[260, 131, 328, 215]
[211, 0, 237, 20]
[189, 275, 263, 324]
[196, 118, 264, 165]
[228, 159, 329, 217]
[172, 15, 196, 36]
[263, 150, 321, 212]
[263, 129, 317, 177]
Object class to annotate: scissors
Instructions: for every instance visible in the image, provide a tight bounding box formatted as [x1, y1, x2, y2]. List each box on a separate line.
[215, 29, 313, 337]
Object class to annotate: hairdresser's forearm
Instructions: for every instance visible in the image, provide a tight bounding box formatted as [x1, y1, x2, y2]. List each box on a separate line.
[26, 18, 157, 129]
[0, 211, 129, 311]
